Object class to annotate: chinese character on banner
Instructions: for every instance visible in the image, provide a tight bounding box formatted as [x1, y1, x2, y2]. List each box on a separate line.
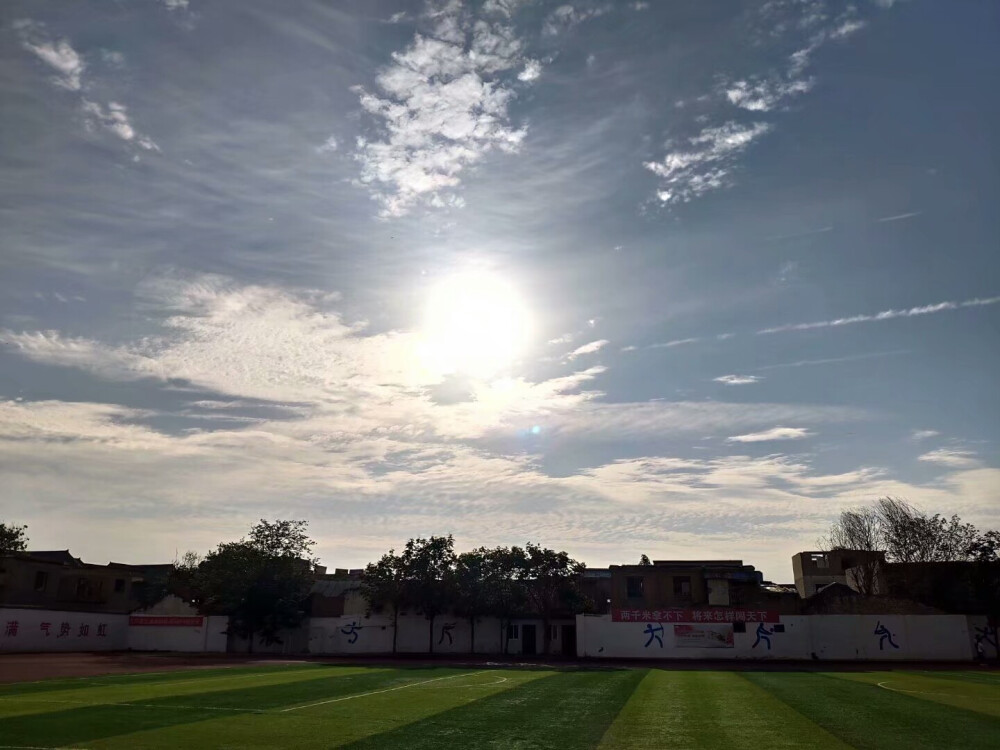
[642, 610, 652, 621]
[78, 624, 90, 637]
[4, 621, 18, 637]
[759, 611, 768, 621]
[747, 611, 758, 622]
[691, 611, 701, 621]
[735, 611, 746, 622]
[40, 622, 52, 636]
[58, 622, 71, 638]
[725, 610, 735, 622]
[97, 624, 108, 638]
[714, 611, 725, 622]
[621, 610, 631, 621]
[651, 610, 661, 621]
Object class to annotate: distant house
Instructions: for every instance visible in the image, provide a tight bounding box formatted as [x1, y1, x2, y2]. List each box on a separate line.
[791, 550, 886, 598]
[0, 550, 172, 614]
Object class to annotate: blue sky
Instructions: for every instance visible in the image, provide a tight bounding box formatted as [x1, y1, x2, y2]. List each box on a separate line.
[1, 0, 997, 581]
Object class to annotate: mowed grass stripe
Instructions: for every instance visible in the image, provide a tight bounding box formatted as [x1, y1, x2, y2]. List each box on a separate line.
[824, 671, 1000, 719]
[598, 669, 851, 749]
[917, 670, 1000, 687]
[744, 671, 1000, 749]
[0, 667, 467, 746]
[0, 666, 388, 719]
[0, 664, 330, 696]
[89, 669, 548, 749]
[343, 668, 645, 749]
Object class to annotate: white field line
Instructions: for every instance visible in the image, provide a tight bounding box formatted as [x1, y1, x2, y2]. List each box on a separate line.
[876, 680, 999, 700]
[280, 670, 487, 713]
[0, 745, 87, 749]
[425, 676, 509, 689]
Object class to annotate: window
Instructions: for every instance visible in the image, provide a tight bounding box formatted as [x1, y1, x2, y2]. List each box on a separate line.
[34, 571, 49, 591]
[626, 576, 644, 598]
[810, 553, 829, 569]
[506, 624, 519, 640]
[733, 622, 746, 633]
[114, 578, 126, 593]
[550, 625, 557, 640]
[673, 576, 691, 596]
[772, 624, 785, 633]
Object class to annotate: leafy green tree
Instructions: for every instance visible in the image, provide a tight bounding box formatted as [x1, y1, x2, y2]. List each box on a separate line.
[0, 522, 28, 554]
[454, 548, 491, 653]
[639, 554, 652, 566]
[520, 542, 586, 655]
[191, 519, 316, 652]
[401, 535, 457, 653]
[361, 549, 407, 654]
[481, 546, 528, 655]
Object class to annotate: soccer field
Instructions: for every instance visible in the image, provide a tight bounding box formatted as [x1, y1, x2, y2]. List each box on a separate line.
[0, 663, 998, 749]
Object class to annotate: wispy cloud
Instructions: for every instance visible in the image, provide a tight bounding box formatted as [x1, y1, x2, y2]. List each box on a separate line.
[714, 374, 761, 386]
[14, 20, 157, 151]
[911, 429, 940, 441]
[648, 337, 701, 349]
[757, 350, 909, 370]
[757, 295, 1000, 334]
[646, 122, 772, 204]
[567, 339, 609, 360]
[876, 211, 921, 223]
[353, 2, 536, 216]
[542, 4, 613, 36]
[14, 19, 84, 91]
[918, 448, 979, 468]
[727, 427, 812, 443]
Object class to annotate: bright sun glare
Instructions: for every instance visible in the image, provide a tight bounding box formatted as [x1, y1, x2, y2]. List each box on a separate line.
[420, 270, 533, 379]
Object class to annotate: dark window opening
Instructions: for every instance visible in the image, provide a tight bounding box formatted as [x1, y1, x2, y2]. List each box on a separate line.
[626, 576, 645, 598]
[772, 624, 786, 633]
[114, 578, 126, 593]
[34, 571, 49, 591]
[506, 624, 519, 640]
[733, 622, 746, 633]
[673, 576, 691, 596]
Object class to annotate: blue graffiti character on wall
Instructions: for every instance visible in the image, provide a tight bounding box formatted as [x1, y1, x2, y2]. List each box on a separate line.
[874, 621, 899, 650]
[644, 623, 664, 648]
[438, 623, 456, 646]
[752, 622, 774, 650]
[340, 621, 361, 645]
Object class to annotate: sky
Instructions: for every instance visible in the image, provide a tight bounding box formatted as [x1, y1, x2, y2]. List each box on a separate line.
[1, 0, 998, 582]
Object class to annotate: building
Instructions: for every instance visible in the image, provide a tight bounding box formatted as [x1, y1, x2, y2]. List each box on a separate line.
[610, 559, 799, 614]
[791, 549, 886, 598]
[0, 550, 171, 614]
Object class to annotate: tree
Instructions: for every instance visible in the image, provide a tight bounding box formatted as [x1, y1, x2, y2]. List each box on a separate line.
[454, 548, 491, 653]
[481, 546, 528, 655]
[0, 522, 28, 554]
[190, 519, 316, 652]
[825, 505, 883, 594]
[401, 536, 456, 654]
[361, 549, 407, 654]
[639, 554, 652, 566]
[519, 543, 585, 655]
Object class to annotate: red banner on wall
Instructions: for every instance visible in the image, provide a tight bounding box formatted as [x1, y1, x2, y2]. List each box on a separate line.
[129, 616, 204, 627]
[612, 609, 780, 623]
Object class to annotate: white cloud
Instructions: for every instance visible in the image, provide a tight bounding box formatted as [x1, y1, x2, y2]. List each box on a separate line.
[163, 0, 190, 10]
[876, 211, 921, 223]
[354, 4, 535, 216]
[757, 295, 1000, 334]
[714, 374, 761, 386]
[648, 337, 701, 349]
[15, 20, 84, 91]
[645, 122, 772, 203]
[725, 77, 814, 112]
[567, 339, 609, 360]
[81, 100, 159, 150]
[482, 0, 531, 17]
[727, 427, 812, 443]
[316, 135, 338, 153]
[831, 19, 866, 39]
[918, 449, 979, 469]
[542, 4, 612, 36]
[518, 60, 542, 82]
[911, 429, 940, 441]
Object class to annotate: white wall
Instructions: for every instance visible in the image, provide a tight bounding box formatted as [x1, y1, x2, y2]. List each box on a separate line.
[577, 614, 975, 661]
[305, 614, 573, 655]
[127, 616, 228, 653]
[0, 608, 128, 652]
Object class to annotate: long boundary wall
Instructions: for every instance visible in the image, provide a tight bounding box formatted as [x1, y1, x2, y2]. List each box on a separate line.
[576, 613, 977, 661]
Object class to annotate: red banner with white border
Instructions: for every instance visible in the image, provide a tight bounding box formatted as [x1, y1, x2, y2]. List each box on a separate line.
[612, 608, 779, 623]
[129, 616, 204, 627]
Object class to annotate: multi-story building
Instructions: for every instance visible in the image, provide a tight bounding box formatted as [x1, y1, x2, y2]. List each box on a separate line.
[791, 550, 887, 598]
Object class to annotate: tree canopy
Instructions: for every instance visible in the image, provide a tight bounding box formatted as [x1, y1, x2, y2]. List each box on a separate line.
[0, 521, 28, 554]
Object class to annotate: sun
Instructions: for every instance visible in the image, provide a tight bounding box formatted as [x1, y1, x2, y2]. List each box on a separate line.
[419, 270, 533, 379]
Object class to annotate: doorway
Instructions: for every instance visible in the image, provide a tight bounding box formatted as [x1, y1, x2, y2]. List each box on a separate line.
[562, 624, 576, 657]
[522, 624, 537, 655]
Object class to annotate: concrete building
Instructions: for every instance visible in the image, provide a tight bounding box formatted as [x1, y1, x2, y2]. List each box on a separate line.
[791, 550, 886, 598]
[0, 550, 171, 614]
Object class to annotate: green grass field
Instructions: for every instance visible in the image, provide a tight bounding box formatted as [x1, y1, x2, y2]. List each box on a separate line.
[1, 663, 998, 749]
